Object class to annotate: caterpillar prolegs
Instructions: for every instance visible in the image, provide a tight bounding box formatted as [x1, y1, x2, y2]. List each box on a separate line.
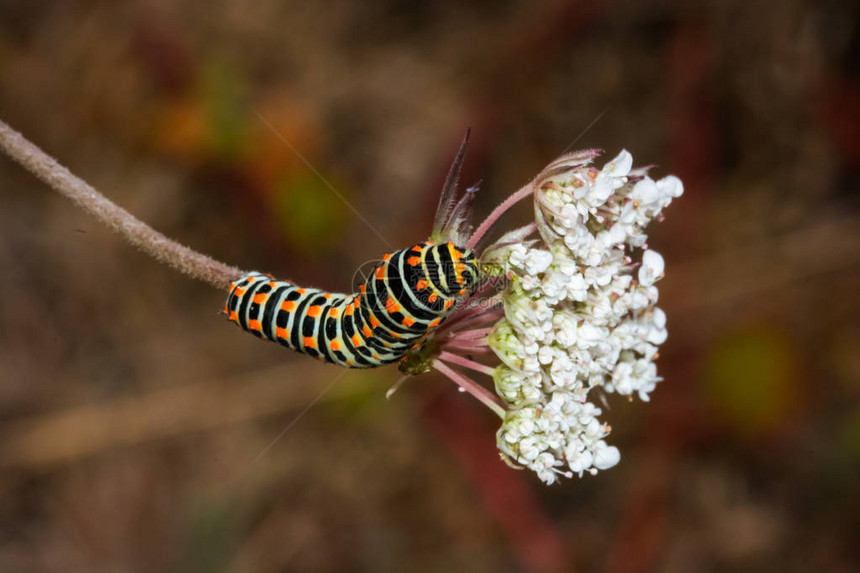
[225, 242, 479, 368]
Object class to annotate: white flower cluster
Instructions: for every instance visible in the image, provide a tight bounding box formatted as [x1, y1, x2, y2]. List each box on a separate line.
[486, 149, 683, 484]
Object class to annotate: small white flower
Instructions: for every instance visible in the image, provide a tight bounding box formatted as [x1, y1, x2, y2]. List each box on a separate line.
[641, 307, 668, 345]
[592, 442, 621, 470]
[630, 177, 661, 213]
[524, 248, 553, 275]
[657, 174, 684, 199]
[602, 149, 633, 178]
[638, 249, 665, 286]
[566, 444, 595, 474]
[552, 312, 579, 348]
[576, 322, 607, 349]
[537, 345, 555, 365]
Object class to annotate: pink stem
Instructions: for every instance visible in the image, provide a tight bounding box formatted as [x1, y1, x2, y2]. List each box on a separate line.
[432, 359, 505, 418]
[467, 182, 536, 249]
[441, 340, 492, 353]
[439, 351, 497, 376]
[448, 327, 493, 341]
[442, 306, 504, 334]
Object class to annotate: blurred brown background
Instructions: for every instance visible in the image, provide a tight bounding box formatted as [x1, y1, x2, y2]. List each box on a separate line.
[1, 1, 858, 572]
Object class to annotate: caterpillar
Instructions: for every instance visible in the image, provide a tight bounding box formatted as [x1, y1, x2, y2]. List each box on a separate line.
[224, 132, 482, 369]
[226, 242, 479, 368]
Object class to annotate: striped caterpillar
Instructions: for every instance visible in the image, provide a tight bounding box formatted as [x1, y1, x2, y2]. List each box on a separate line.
[226, 242, 478, 368]
[225, 133, 482, 368]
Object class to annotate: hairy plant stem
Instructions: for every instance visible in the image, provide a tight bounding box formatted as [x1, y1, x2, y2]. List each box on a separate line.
[466, 181, 535, 249]
[0, 119, 245, 289]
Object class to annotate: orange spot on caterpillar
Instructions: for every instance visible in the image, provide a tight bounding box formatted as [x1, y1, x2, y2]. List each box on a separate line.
[428, 318, 441, 328]
[416, 279, 429, 290]
[444, 299, 453, 309]
[345, 305, 354, 317]
[307, 305, 322, 318]
[253, 293, 266, 304]
[328, 307, 340, 318]
[352, 334, 362, 347]
[428, 293, 438, 303]
[296, 288, 307, 294]
[449, 244, 465, 284]
[407, 256, 421, 266]
[383, 253, 392, 261]
[275, 327, 288, 339]
[303, 336, 316, 349]
[375, 266, 386, 280]
[359, 284, 367, 295]
[229, 311, 238, 322]
[281, 300, 296, 311]
[330, 340, 340, 351]
[385, 297, 400, 313]
[369, 314, 380, 328]
[362, 325, 372, 337]
[402, 317, 415, 327]
[411, 245, 423, 252]
[353, 298, 361, 309]
[249, 319, 262, 331]
[323, 293, 332, 300]
[234, 287, 246, 297]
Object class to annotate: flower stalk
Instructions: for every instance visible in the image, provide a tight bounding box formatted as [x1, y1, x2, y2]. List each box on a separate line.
[0, 119, 245, 288]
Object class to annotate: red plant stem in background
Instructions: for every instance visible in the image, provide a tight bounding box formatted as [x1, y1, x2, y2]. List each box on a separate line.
[816, 78, 860, 164]
[423, 392, 572, 573]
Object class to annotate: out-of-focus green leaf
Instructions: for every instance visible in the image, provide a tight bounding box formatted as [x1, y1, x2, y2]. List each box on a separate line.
[704, 323, 801, 438]
[201, 59, 250, 162]
[184, 500, 235, 573]
[271, 171, 350, 252]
